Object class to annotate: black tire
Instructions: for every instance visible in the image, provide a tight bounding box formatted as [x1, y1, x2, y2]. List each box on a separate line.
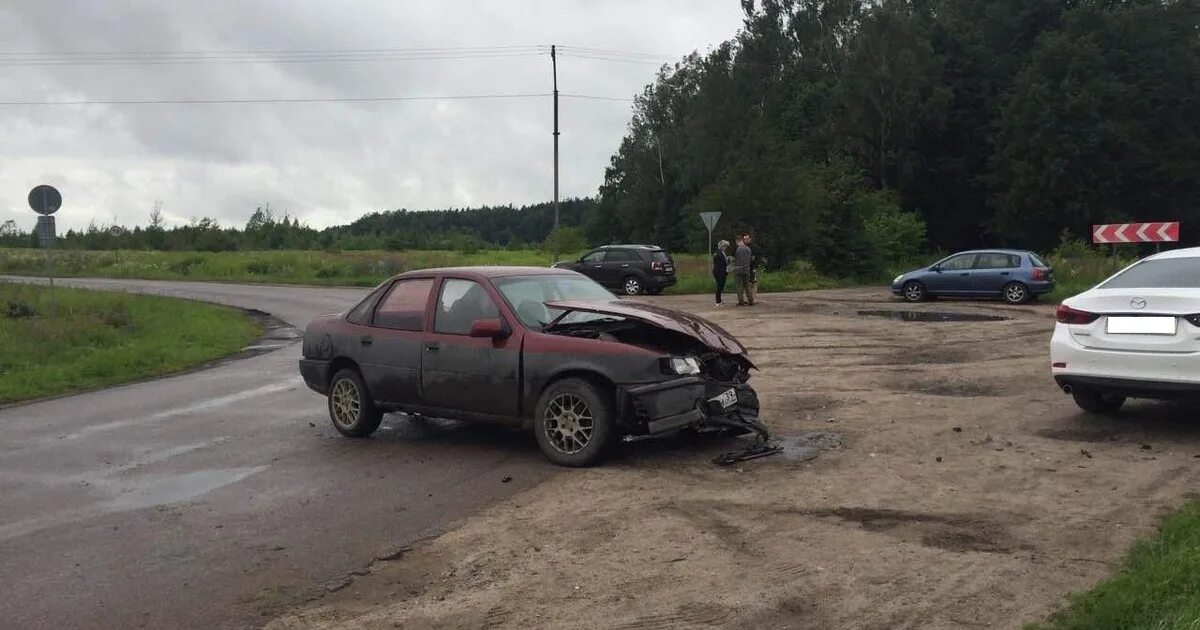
[533, 378, 615, 467]
[1072, 388, 1126, 415]
[902, 281, 926, 303]
[1002, 282, 1030, 305]
[327, 368, 383, 437]
[622, 276, 643, 296]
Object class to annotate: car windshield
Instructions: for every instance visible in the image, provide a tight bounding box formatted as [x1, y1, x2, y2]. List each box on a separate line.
[1100, 258, 1200, 289]
[493, 275, 619, 328]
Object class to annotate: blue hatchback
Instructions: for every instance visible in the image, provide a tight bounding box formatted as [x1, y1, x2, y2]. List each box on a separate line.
[891, 249, 1055, 304]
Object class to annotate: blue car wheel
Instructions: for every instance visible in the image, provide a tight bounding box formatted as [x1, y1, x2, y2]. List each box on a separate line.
[902, 281, 926, 302]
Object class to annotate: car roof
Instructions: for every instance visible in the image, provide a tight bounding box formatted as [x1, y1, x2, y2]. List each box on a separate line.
[954, 248, 1037, 256]
[596, 244, 664, 250]
[1145, 246, 1200, 260]
[394, 266, 573, 280]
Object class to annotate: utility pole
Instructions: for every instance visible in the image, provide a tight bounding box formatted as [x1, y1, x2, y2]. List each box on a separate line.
[551, 44, 561, 263]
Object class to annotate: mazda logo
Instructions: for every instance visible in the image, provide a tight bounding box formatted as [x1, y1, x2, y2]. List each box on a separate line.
[1131, 298, 1147, 310]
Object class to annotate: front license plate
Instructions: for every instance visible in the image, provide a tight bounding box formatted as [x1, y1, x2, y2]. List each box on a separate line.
[1106, 316, 1177, 335]
[710, 388, 738, 409]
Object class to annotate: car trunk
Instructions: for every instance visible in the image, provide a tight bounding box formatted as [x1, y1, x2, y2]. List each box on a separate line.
[1066, 288, 1200, 353]
[647, 250, 675, 276]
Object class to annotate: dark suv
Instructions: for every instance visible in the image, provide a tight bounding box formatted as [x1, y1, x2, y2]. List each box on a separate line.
[553, 245, 677, 295]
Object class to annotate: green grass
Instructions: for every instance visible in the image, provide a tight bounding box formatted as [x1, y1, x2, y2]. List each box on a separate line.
[1030, 501, 1200, 630]
[0, 248, 846, 294]
[0, 281, 260, 404]
[0, 244, 1125, 301]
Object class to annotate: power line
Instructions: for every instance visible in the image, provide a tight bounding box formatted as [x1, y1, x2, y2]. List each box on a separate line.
[561, 93, 634, 102]
[0, 92, 637, 106]
[0, 44, 546, 58]
[556, 45, 675, 60]
[0, 92, 553, 106]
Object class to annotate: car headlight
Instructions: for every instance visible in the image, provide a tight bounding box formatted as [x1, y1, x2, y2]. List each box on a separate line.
[893, 275, 904, 284]
[663, 356, 702, 375]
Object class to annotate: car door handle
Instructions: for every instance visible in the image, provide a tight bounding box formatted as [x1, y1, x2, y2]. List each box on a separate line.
[360, 335, 373, 346]
[959, 272, 970, 276]
[424, 343, 440, 353]
[1000, 272, 1010, 276]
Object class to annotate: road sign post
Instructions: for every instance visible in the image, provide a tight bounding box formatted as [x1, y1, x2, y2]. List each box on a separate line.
[699, 212, 722, 271]
[28, 184, 61, 289]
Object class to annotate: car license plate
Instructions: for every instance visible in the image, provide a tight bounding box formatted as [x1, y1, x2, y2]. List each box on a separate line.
[710, 388, 738, 409]
[1106, 316, 1177, 335]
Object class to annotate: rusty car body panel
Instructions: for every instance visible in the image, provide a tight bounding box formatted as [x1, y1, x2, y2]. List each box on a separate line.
[299, 266, 764, 446]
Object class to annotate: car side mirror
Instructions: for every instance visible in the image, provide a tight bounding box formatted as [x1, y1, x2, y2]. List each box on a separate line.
[469, 318, 510, 339]
[931, 265, 942, 273]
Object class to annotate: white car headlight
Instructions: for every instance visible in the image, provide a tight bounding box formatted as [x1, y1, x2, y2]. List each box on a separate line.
[893, 275, 904, 284]
[666, 356, 702, 375]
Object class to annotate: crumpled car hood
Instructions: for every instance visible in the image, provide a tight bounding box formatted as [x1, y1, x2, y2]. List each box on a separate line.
[544, 299, 749, 357]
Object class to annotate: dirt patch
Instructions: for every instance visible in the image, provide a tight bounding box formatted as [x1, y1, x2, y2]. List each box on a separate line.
[268, 289, 1199, 630]
[802, 507, 1024, 554]
[895, 378, 1000, 398]
[877, 345, 977, 366]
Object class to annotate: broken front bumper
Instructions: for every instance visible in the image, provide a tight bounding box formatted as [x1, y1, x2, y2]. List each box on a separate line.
[622, 376, 762, 437]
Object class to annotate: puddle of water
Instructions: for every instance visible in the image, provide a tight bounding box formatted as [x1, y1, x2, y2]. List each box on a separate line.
[776, 431, 843, 463]
[103, 466, 267, 511]
[857, 310, 1009, 323]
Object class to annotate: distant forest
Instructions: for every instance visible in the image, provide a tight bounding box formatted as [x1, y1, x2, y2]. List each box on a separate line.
[0, 199, 596, 254]
[3, 0, 1197, 278]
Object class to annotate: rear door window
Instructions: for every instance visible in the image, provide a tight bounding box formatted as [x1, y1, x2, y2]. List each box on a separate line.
[604, 249, 638, 263]
[1101, 258, 1200, 289]
[373, 279, 434, 331]
[974, 253, 1020, 269]
[940, 254, 977, 271]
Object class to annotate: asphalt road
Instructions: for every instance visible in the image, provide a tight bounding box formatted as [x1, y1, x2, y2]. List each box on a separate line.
[0, 278, 556, 630]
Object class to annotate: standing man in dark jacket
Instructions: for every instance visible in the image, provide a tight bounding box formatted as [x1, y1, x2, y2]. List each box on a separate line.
[712, 239, 730, 307]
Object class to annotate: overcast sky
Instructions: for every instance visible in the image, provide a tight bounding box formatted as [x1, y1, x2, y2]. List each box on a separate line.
[0, 1, 743, 232]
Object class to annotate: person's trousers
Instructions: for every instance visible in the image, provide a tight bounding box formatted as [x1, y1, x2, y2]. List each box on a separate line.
[714, 274, 727, 303]
[734, 272, 752, 305]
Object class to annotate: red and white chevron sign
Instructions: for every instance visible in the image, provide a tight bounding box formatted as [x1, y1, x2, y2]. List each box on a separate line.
[1092, 222, 1180, 244]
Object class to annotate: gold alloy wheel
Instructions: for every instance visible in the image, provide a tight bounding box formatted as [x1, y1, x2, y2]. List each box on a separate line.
[331, 378, 361, 428]
[543, 393, 594, 454]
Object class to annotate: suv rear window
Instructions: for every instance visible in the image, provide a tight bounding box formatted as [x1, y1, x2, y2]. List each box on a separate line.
[648, 250, 670, 262]
[1100, 258, 1200, 289]
[604, 249, 639, 262]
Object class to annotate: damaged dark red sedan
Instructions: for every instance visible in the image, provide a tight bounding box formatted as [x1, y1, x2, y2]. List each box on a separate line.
[298, 267, 764, 466]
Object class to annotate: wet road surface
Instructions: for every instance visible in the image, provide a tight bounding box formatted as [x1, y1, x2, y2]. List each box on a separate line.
[0, 278, 555, 629]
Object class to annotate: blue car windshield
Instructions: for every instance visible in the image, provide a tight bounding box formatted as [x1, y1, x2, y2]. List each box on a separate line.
[493, 275, 618, 328]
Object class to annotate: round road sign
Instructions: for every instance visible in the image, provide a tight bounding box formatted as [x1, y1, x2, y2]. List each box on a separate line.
[28, 185, 62, 215]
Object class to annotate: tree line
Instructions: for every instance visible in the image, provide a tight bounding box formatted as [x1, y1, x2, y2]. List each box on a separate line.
[590, 0, 1199, 276]
[0, 199, 595, 253]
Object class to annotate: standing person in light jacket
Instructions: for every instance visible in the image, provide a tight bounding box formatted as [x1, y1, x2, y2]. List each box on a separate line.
[732, 235, 754, 306]
[712, 240, 730, 307]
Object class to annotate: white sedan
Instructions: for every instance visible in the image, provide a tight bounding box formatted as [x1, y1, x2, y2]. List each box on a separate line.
[1051, 247, 1200, 414]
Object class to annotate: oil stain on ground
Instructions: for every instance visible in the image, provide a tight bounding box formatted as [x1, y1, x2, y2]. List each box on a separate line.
[856, 310, 1010, 323]
[796, 507, 1025, 554]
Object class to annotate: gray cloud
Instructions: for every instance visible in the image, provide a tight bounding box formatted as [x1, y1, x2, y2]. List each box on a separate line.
[0, 1, 741, 232]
